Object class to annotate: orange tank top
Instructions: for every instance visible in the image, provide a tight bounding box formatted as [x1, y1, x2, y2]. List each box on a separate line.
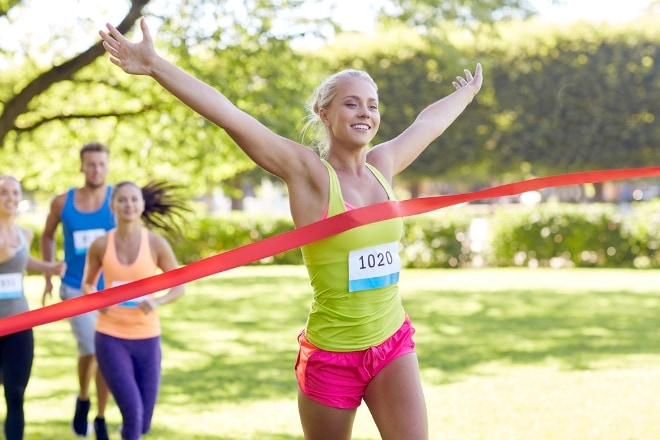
[95, 227, 161, 339]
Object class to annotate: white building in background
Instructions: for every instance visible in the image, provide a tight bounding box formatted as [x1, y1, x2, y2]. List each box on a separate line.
[209, 179, 290, 215]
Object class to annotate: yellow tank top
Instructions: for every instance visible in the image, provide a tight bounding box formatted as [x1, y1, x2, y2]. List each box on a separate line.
[300, 161, 405, 351]
[96, 228, 161, 339]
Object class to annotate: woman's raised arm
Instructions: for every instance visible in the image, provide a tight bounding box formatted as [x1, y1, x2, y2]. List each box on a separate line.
[99, 18, 320, 183]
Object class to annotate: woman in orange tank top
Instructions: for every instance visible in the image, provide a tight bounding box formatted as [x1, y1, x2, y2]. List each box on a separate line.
[82, 181, 188, 440]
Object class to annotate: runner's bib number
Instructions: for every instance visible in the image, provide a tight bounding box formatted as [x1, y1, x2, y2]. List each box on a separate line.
[73, 229, 107, 255]
[348, 241, 400, 292]
[0, 273, 23, 299]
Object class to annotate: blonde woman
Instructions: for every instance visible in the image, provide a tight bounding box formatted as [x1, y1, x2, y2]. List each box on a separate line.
[100, 18, 483, 439]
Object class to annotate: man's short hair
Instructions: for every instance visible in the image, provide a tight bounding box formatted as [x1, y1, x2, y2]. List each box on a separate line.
[79, 142, 109, 161]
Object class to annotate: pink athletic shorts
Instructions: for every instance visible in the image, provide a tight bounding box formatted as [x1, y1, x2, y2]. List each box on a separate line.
[295, 317, 416, 409]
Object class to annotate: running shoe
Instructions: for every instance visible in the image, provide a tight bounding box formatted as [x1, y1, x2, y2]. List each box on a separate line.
[94, 416, 109, 440]
[72, 397, 91, 437]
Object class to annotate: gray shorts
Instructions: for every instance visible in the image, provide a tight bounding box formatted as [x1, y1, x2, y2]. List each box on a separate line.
[60, 284, 98, 357]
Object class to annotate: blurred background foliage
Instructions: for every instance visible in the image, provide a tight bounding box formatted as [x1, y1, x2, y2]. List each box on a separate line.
[1, 0, 657, 205]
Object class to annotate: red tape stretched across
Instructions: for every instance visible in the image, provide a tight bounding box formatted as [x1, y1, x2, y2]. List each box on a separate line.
[1, 166, 658, 336]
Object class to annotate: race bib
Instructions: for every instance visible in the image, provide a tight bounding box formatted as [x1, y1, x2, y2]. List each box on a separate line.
[113, 280, 150, 307]
[0, 273, 23, 299]
[348, 241, 401, 292]
[73, 229, 107, 255]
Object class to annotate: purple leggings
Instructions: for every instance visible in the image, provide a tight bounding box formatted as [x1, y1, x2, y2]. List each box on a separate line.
[95, 332, 161, 440]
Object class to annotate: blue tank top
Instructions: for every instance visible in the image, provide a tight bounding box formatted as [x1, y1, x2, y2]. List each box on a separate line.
[61, 186, 115, 289]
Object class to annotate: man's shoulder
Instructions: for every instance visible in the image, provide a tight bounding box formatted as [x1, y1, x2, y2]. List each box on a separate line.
[49, 186, 83, 216]
[49, 190, 70, 211]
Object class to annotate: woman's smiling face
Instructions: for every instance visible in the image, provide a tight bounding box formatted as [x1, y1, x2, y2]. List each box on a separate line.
[0, 176, 21, 217]
[111, 182, 144, 222]
[322, 76, 380, 148]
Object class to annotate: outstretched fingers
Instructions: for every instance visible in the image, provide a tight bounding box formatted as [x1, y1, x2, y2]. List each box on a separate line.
[452, 63, 482, 91]
[451, 74, 467, 90]
[99, 23, 122, 51]
[99, 24, 123, 66]
[452, 75, 468, 89]
[98, 18, 155, 75]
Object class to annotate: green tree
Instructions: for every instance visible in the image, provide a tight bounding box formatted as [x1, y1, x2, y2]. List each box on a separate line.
[0, 0, 542, 202]
[484, 20, 660, 179]
[0, 0, 327, 197]
[0, 0, 150, 195]
[0, 0, 150, 150]
[378, 0, 538, 29]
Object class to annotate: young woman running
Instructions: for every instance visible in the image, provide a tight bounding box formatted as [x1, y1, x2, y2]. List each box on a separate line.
[82, 181, 187, 440]
[0, 175, 66, 440]
[99, 18, 483, 439]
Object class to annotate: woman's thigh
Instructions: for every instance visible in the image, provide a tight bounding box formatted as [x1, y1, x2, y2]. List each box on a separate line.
[297, 390, 357, 440]
[2, 330, 34, 398]
[363, 353, 428, 440]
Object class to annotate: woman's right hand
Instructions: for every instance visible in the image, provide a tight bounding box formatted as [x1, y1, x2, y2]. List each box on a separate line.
[99, 17, 157, 76]
[49, 261, 66, 277]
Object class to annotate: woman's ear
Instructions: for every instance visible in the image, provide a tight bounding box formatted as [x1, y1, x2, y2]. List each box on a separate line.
[319, 108, 331, 127]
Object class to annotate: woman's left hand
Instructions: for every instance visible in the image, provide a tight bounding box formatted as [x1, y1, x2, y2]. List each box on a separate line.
[139, 297, 160, 314]
[452, 63, 483, 94]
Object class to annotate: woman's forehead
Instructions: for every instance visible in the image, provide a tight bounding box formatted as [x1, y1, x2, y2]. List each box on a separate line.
[338, 77, 378, 99]
[0, 176, 20, 190]
[115, 183, 141, 196]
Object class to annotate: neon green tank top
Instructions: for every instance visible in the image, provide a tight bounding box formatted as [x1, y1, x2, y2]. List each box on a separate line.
[301, 160, 405, 351]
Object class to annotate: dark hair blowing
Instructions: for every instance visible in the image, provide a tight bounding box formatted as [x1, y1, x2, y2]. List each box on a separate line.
[112, 180, 190, 237]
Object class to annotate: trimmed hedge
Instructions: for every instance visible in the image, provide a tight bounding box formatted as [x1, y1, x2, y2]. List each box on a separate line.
[490, 204, 630, 268]
[172, 213, 302, 265]
[488, 201, 659, 268]
[400, 209, 474, 268]
[20, 200, 659, 269]
[172, 200, 659, 269]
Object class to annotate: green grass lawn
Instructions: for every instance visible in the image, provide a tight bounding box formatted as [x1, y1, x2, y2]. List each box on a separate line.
[13, 266, 660, 439]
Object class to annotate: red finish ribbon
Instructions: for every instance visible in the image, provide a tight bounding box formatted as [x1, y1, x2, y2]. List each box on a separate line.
[1, 166, 658, 336]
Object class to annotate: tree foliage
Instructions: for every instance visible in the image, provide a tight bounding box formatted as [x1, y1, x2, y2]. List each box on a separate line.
[0, 0, 542, 200]
[378, 0, 538, 29]
[0, 0, 21, 17]
[318, 17, 659, 195]
[0, 0, 149, 149]
[483, 20, 659, 178]
[0, 0, 328, 196]
[1, 0, 657, 206]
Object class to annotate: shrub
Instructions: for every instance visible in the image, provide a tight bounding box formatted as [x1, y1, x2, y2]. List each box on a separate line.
[19, 201, 659, 269]
[488, 203, 649, 268]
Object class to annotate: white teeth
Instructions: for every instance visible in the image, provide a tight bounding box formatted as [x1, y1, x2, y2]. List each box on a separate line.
[352, 124, 369, 130]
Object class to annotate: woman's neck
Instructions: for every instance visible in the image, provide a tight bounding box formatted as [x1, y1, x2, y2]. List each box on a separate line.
[115, 222, 143, 239]
[0, 217, 16, 231]
[326, 149, 368, 174]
